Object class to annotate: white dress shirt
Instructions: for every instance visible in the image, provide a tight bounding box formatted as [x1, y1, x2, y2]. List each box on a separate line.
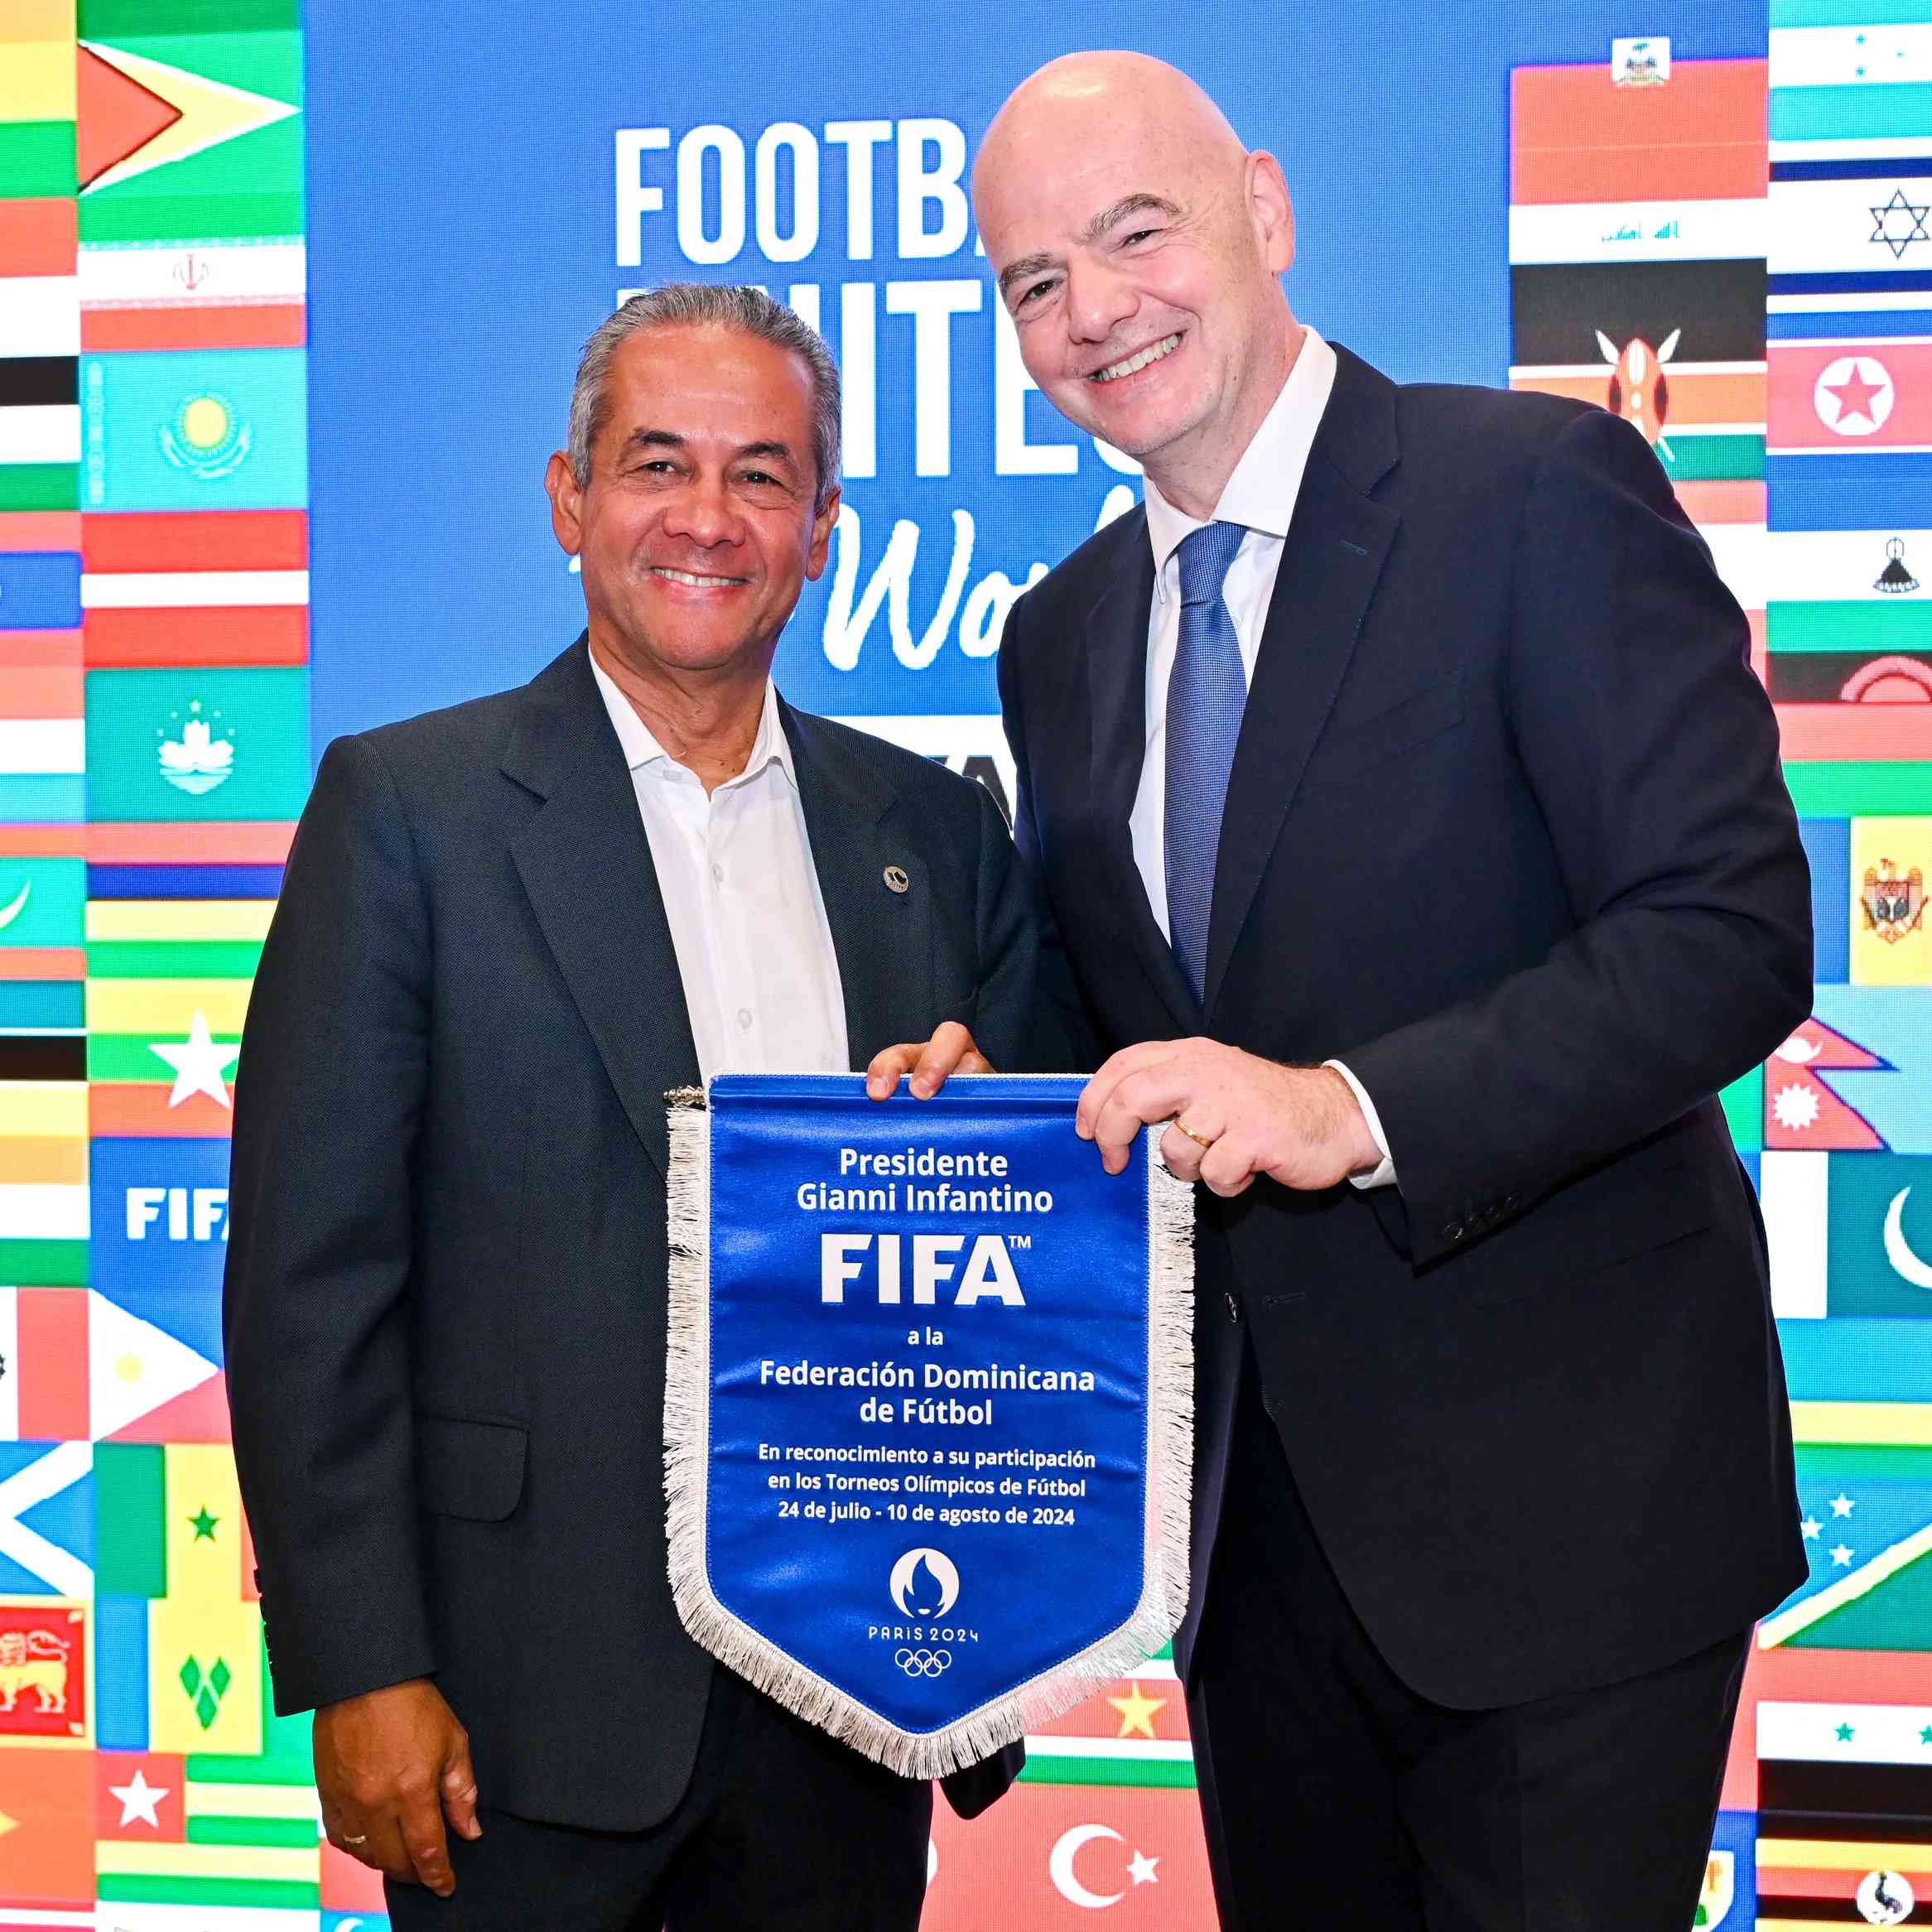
[590, 652, 849, 1084]
[1130, 327, 1396, 1189]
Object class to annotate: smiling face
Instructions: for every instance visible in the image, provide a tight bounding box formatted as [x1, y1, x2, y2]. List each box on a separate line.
[974, 54, 1298, 508]
[545, 322, 838, 682]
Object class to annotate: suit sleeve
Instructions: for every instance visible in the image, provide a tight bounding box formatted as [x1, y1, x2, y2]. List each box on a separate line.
[1342, 407, 1813, 1267]
[996, 595, 1103, 1073]
[223, 732, 436, 1713]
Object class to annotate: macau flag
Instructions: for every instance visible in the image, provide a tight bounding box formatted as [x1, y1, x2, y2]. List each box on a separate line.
[84, 665, 308, 823]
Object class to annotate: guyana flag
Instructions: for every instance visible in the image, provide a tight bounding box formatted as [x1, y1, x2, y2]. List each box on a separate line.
[75, 0, 302, 247]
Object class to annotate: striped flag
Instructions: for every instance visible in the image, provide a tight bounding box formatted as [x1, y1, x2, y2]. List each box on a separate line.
[1763, 15, 1932, 768]
[85, 893, 270, 980]
[1512, 60, 1767, 205]
[0, 632, 84, 829]
[1766, 527, 1932, 711]
[79, 239, 305, 353]
[0, 1067, 89, 1284]
[0, 855, 85, 1083]
[1756, 1700, 1932, 1925]
[0, 200, 80, 366]
[0, 1173, 89, 1274]
[1510, 256, 1769, 481]
[77, 867, 256, 1159]
[0, 682, 84, 826]
[1771, 16, 1932, 152]
[0, 362, 79, 472]
[0, 3, 79, 542]
[93, 1836, 317, 1918]
[1510, 60, 1770, 494]
[1770, 169, 1932, 290]
[85, 913, 253, 1132]
[1024, 1657, 1195, 1790]
[80, 510, 307, 667]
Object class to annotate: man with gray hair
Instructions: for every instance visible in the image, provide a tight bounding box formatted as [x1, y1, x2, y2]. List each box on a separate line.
[224, 284, 1029, 1928]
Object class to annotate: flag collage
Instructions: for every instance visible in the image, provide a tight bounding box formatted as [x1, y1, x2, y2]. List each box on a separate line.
[1512, 11, 1932, 1929]
[1506, 11, 1932, 1916]
[0, 0, 340, 1924]
[0, 6, 1930, 1932]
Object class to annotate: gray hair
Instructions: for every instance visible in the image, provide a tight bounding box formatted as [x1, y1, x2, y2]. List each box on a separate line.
[567, 284, 841, 511]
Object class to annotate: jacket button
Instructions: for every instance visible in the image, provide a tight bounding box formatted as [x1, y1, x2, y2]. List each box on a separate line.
[1225, 1292, 1242, 1324]
[1443, 1221, 1466, 1244]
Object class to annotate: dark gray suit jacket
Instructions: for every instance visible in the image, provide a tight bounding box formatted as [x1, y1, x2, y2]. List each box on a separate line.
[224, 637, 1033, 1829]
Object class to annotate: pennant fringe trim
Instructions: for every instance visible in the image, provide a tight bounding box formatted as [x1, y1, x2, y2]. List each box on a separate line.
[662, 1078, 1196, 1780]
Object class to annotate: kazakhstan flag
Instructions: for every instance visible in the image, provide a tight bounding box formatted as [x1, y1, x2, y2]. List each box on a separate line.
[81, 349, 307, 513]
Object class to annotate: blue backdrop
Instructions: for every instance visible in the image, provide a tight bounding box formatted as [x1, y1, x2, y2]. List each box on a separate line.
[303, 1, 1766, 747]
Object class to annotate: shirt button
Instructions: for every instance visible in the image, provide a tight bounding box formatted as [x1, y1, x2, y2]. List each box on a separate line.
[737, 1008, 754, 1031]
[711, 862, 725, 883]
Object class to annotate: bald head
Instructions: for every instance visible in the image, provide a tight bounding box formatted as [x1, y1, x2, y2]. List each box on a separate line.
[975, 51, 1247, 218]
[972, 53, 1299, 515]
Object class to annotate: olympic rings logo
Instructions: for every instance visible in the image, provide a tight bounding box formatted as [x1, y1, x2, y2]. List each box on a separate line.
[894, 1647, 952, 1677]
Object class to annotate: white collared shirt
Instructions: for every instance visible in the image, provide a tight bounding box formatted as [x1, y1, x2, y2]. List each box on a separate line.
[1128, 327, 1396, 1188]
[590, 651, 848, 1084]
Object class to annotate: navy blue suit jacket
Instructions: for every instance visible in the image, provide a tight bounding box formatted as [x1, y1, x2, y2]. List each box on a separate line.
[998, 344, 1813, 1708]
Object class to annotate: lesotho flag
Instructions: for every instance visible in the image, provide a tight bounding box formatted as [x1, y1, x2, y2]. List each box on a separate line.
[663, 1073, 1194, 1777]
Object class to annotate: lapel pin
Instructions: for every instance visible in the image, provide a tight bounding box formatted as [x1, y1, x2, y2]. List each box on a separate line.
[883, 865, 910, 894]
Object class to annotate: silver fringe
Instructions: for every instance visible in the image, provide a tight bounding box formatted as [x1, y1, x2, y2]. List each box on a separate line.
[662, 1085, 1196, 1779]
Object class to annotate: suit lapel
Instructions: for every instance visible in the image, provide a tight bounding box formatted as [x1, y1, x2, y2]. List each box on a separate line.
[783, 705, 930, 1065]
[503, 641, 698, 1179]
[1202, 348, 1401, 1014]
[1083, 520, 1203, 1037]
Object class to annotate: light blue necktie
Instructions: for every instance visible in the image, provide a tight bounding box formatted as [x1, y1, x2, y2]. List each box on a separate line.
[1164, 519, 1248, 1005]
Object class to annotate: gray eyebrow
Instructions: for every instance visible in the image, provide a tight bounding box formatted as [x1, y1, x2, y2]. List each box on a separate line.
[995, 194, 1182, 301]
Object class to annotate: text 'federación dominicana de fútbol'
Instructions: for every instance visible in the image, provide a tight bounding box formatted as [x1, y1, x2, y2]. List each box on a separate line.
[765, 1141, 1094, 1438]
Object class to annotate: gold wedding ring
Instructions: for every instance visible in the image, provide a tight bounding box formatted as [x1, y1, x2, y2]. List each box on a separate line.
[1173, 1117, 1216, 1150]
[343, 1833, 369, 1847]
